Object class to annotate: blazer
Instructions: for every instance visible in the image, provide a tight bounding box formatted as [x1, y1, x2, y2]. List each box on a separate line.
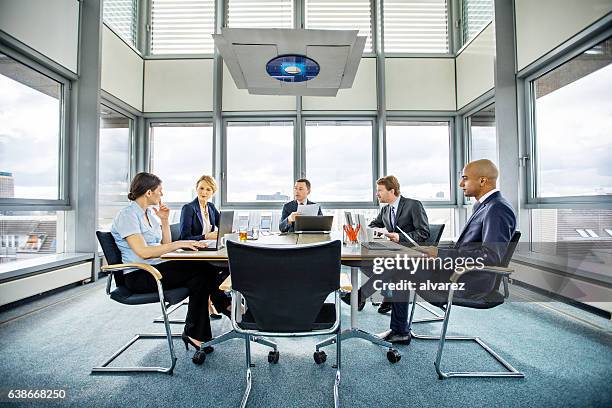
[279, 199, 323, 233]
[369, 196, 430, 244]
[179, 198, 220, 241]
[438, 191, 516, 294]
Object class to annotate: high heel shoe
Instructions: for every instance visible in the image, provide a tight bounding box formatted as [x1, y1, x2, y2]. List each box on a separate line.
[209, 312, 222, 320]
[181, 331, 214, 354]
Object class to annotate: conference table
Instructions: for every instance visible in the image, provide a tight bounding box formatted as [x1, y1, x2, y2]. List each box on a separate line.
[161, 232, 424, 358]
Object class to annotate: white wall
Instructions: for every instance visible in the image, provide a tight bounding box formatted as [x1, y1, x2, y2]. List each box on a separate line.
[222, 63, 295, 111]
[385, 58, 456, 111]
[302, 58, 377, 111]
[0, 0, 80, 73]
[456, 23, 496, 109]
[144, 59, 214, 112]
[515, 0, 612, 71]
[101, 26, 144, 111]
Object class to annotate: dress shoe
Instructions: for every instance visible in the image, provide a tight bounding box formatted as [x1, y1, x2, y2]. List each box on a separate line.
[377, 301, 392, 314]
[380, 330, 411, 345]
[341, 292, 366, 311]
[181, 331, 214, 354]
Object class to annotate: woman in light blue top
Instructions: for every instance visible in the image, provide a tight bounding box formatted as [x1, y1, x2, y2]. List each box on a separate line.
[110, 172, 231, 362]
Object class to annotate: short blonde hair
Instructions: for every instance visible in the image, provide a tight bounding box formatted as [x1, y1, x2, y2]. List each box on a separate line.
[196, 175, 218, 193]
[376, 175, 401, 196]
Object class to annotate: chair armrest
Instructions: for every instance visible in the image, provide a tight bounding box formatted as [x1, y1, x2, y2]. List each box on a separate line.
[219, 273, 352, 293]
[450, 265, 514, 283]
[101, 263, 162, 281]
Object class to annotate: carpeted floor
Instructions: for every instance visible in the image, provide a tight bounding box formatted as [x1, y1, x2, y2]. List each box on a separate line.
[0, 278, 610, 408]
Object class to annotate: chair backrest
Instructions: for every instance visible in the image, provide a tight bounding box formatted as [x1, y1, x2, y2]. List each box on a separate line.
[425, 224, 445, 246]
[227, 240, 341, 332]
[170, 223, 181, 242]
[96, 231, 125, 286]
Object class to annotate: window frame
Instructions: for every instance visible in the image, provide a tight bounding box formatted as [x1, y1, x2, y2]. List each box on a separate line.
[302, 116, 379, 209]
[524, 29, 612, 208]
[384, 117, 457, 207]
[458, 0, 494, 50]
[221, 117, 297, 209]
[0, 44, 72, 211]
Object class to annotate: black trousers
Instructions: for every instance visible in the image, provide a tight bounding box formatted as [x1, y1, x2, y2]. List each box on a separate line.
[124, 261, 231, 342]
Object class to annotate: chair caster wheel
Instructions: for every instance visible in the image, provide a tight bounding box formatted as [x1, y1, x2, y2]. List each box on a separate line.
[192, 350, 206, 365]
[313, 350, 327, 365]
[268, 350, 280, 364]
[387, 349, 401, 363]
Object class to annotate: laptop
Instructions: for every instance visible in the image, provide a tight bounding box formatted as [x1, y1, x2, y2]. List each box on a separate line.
[199, 210, 234, 251]
[294, 215, 334, 234]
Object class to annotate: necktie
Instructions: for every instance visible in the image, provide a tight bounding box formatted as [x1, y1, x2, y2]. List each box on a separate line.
[390, 206, 396, 230]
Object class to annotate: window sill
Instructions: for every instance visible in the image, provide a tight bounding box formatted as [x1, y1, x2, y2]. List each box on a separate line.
[0, 253, 95, 283]
[512, 253, 612, 286]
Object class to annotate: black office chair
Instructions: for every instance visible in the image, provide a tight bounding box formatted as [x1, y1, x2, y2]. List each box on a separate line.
[405, 231, 524, 379]
[93, 231, 188, 374]
[413, 224, 447, 323]
[205, 240, 343, 408]
[153, 223, 188, 325]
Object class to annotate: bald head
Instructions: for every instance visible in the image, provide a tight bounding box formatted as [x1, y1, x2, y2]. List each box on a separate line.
[460, 159, 499, 199]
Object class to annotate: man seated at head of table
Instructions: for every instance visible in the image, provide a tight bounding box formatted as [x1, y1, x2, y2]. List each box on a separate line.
[279, 178, 323, 233]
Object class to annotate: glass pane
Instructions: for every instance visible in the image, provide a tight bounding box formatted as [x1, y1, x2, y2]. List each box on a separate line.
[533, 37, 612, 197]
[305, 0, 372, 53]
[469, 103, 497, 162]
[530, 208, 612, 281]
[0, 53, 62, 200]
[150, 0, 215, 54]
[386, 121, 451, 201]
[384, 0, 449, 53]
[226, 121, 293, 202]
[462, 0, 494, 45]
[305, 121, 373, 202]
[98, 105, 131, 230]
[103, 0, 138, 46]
[227, 0, 293, 28]
[150, 123, 213, 203]
[0, 211, 63, 266]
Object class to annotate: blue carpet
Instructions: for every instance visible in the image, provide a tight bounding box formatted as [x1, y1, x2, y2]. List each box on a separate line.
[0, 280, 610, 407]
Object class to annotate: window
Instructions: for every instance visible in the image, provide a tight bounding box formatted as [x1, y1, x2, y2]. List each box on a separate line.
[304, 121, 373, 202]
[225, 121, 294, 203]
[149, 123, 213, 203]
[150, 0, 215, 55]
[383, 0, 449, 53]
[468, 103, 496, 162]
[227, 0, 293, 28]
[461, 0, 493, 46]
[0, 53, 63, 201]
[305, 0, 373, 53]
[386, 121, 452, 201]
[532, 37, 612, 198]
[98, 105, 132, 230]
[0, 211, 63, 266]
[103, 0, 138, 47]
[529, 208, 612, 280]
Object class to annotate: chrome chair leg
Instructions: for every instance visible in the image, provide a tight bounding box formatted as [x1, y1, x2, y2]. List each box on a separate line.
[153, 298, 188, 324]
[240, 336, 253, 408]
[92, 282, 179, 374]
[334, 327, 341, 408]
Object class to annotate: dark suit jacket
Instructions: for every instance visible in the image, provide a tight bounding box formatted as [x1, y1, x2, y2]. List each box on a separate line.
[279, 199, 323, 233]
[438, 191, 516, 294]
[369, 196, 430, 244]
[179, 198, 220, 240]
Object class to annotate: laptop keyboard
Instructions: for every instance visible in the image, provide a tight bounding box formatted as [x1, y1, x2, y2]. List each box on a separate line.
[361, 241, 402, 251]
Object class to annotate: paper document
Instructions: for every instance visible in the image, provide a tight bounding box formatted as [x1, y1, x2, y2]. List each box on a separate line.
[371, 227, 388, 237]
[297, 204, 320, 216]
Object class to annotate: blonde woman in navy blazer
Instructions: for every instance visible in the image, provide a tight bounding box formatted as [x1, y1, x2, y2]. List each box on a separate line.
[179, 175, 225, 319]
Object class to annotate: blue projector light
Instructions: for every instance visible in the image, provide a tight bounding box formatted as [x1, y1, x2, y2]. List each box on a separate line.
[266, 55, 320, 82]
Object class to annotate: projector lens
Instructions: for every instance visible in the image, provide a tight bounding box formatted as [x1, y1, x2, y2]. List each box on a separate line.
[266, 55, 320, 82]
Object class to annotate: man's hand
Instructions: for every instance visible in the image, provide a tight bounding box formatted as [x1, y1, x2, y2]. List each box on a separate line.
[205, 231, 218, 240]
[287, 211, 299, 224]
[415, 246, 438, 258]
[153, 200, 170, 222]
[384, 232, 400, 243]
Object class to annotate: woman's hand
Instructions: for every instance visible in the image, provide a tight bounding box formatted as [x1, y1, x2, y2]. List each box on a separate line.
[205, 231, 218, 240]
[153, 200, 170, 221]
[173, 240, 209, 251]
